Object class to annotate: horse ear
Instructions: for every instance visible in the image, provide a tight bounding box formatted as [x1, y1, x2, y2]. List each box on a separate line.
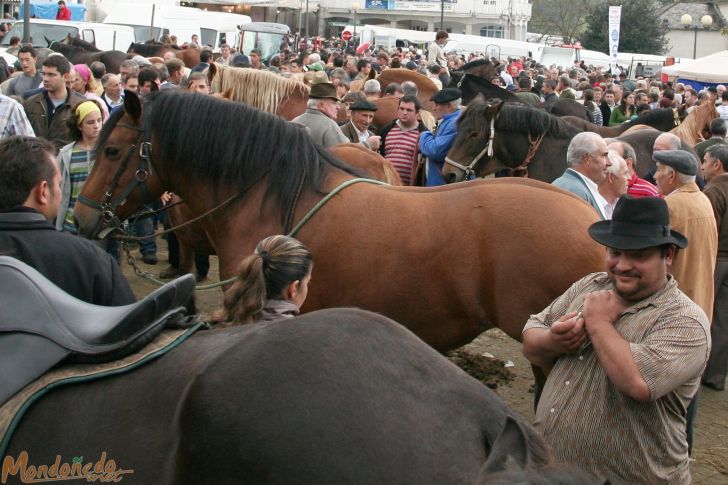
[368, 67, 376, 81]
[222, 86, 235, 100]
[479, 416, 532, 475]
[123, 90, 143, 123]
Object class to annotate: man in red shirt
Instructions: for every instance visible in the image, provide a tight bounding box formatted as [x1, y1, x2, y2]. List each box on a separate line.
[608, 140, 659, 198]
[56, 1, 71, 21]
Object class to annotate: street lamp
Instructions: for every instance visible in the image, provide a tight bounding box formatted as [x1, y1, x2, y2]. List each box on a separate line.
[680, 13, 713, 59]
[352, 2, 360, 45]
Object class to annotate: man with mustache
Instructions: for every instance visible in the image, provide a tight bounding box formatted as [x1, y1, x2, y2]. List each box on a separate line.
[522, 195, 711, 484]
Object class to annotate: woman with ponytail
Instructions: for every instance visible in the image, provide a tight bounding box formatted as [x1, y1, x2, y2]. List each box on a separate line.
[214, 235, 313, 325]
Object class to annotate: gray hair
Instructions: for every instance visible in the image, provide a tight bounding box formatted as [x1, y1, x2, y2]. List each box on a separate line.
[401, 80, 418, 96]
[363, 79, 381, 94]
[606, 150, 627, 175]
[608, 141, 637, 165]
[330, 68, 350, 88]
[567, 132, 603, 167]
[660, 164, 695, 184]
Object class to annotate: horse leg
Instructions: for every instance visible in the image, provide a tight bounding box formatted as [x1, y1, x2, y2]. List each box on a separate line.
[178, 240, 194, 275]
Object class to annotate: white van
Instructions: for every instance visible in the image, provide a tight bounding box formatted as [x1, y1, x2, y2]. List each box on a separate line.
[102, 3, 202, 45]
[199, 11, 251, 51]
[0, 19, 135, 52]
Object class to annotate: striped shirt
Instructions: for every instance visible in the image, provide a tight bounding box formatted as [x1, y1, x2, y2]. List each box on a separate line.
[627, 172, 660, 198]
[63, 147, 94, 233]
[382, 123, 420, 185]
[0, 94, 35, 138]
[524, 273, 710, 484]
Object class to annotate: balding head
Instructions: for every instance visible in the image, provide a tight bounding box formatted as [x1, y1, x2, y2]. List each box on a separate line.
[653, 133, 681, 152]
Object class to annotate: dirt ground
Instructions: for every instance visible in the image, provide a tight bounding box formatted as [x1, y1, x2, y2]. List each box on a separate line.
[124, 248, 728, 484]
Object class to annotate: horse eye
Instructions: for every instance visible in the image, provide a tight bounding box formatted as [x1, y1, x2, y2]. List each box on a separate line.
[469, 132, 480, 139]
[105, 147, 121, 159]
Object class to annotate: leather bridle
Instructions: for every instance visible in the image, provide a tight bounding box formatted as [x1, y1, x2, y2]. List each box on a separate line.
[76, 122, 155, 238]
[444, 115, 495, 181]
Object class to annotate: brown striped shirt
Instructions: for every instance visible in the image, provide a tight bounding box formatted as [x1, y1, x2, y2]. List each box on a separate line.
[524, 272, 710, 484]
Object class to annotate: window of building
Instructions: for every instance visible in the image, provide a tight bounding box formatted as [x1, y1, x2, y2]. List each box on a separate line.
[480, 25, 504, 38]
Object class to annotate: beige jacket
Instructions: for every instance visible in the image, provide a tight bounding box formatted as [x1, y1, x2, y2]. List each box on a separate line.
[666, 182, 718, 320]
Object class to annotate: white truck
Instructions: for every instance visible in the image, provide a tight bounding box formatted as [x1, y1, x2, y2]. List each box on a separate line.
[101, 2, 202, 45]
[0, 19, 135, 52]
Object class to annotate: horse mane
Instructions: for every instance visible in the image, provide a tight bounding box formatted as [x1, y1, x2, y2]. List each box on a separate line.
[672, 101, 718, 145]
[210, 64, 309, 114]
[492, 103, 580, 139]
[105, 91, 358, 223]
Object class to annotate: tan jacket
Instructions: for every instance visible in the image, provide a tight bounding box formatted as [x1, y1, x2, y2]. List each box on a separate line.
[666, 182, 718, 320]
[22, 89, 86, 153]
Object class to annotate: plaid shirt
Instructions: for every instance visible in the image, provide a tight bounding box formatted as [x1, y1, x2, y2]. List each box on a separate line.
[0, 94, 34, 138]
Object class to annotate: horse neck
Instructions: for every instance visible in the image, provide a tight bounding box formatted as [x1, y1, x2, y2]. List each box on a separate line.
[671, 109, 700, 145]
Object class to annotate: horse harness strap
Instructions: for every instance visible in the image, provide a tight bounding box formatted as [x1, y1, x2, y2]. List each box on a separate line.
[76, 121, 155, 237]
[288, 178, 389, 238]
[511, 132, 546, 177]
[443, 116, 495, 181]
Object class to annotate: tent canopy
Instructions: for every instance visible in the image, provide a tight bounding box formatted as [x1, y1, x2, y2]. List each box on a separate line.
[20, 2, 86, 22]
[660, 50, 728, 83]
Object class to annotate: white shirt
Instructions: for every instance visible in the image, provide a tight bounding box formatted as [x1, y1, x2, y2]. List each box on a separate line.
[569, 168, 609, 220]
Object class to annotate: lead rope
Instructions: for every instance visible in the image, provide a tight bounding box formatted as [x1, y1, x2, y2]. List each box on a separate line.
[126, 178, 389, 290]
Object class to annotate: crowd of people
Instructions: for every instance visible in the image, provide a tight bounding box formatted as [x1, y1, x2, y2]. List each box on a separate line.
[1, 27, 728, 484]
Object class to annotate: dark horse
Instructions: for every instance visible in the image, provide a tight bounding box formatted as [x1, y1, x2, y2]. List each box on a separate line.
[444, 101, 581, 183]
[74, 91, 603, 352]
[49, 36, 128, 74]
[560, 107, 686, 138]
[453, 72, 592, 121]
[5, 301, 576, 483]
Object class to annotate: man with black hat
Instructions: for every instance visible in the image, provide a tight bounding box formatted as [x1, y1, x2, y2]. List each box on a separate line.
[419, 87, 462, 186]
[654, 149, 717, 318]
[523, 195, 710, 484]
[291, 81, 348, 148]
[340, 99, 380, 151]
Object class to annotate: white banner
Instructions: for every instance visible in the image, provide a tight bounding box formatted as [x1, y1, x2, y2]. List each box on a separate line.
[608, 6, 621, 73]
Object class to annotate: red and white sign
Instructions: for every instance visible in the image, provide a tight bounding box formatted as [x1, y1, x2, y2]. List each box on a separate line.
[342, 30, 352, 41]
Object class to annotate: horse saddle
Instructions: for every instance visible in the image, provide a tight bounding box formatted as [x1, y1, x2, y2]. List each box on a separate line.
[0, 256, 195, 407]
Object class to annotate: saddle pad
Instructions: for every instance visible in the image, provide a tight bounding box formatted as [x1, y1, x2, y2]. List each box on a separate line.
[0, 324, 201, 458]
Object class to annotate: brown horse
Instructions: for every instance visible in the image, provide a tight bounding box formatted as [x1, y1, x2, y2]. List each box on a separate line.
[561, 104, 713, 146]
[74, 91, 603, 352]
[127, 42, 200, 69]
[378, 68, 439, 112]
[208, 64, 308, 120]
[168, 143, 401, 277]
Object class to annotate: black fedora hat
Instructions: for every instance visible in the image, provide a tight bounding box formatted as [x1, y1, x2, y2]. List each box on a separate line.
[588, 195, 688, 250]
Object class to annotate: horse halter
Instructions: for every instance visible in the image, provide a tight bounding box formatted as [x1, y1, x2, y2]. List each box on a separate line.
[76, 122, 154, 238]
[444, 115, 495, 181]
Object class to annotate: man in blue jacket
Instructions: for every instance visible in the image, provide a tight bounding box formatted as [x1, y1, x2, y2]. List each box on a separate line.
[552, 132, 612, 219]
[419, 88, 462, 186]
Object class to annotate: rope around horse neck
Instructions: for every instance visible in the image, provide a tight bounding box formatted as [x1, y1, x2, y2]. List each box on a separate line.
[127, 178, 389, 291]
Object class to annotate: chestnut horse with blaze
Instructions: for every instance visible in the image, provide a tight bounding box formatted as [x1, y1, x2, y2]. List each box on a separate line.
[75, 91, 602, 351]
